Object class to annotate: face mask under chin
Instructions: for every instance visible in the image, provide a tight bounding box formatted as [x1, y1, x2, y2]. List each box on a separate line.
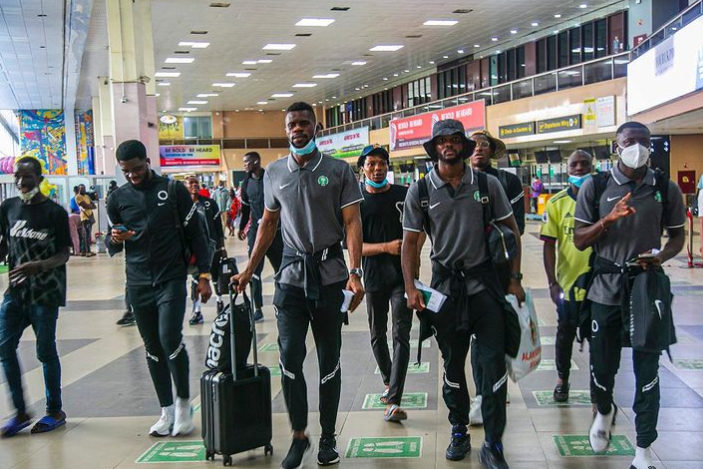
[290, 138, 316, 156]
[18, 187, 40, 203]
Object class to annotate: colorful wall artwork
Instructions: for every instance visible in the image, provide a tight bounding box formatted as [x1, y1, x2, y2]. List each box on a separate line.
[19, 110, 67, 175]
[75, 110, 95, 175]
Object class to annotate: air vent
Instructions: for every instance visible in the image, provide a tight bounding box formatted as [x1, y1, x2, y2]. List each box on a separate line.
[162, 66, 176, 70]
[266, 52, 281, 56]
[174, 50, 190, 54]
[209, 2, 231, 7]
[295, 33, 312, 37]
[37, 14, 47, 18]
[452, 9, 473, 14]
[363, 53, 373, 57]
[330, 6, 350, 11]
[405, 35, 422, 38]
[244, 68, 257, 71]
[190, 30, 208, 35]
[268, 98, 276, 101]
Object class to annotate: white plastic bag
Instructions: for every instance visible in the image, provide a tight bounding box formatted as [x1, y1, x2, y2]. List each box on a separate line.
[505, 289, 541, 382]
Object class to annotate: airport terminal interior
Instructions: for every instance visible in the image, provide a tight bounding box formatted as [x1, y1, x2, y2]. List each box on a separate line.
[1, 0, 703, 468]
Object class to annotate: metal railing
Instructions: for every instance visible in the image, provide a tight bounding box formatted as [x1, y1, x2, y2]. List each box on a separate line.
[631, 0, 702, 58]
[158, 136, 290, 149]
[320, 52, 630, 137]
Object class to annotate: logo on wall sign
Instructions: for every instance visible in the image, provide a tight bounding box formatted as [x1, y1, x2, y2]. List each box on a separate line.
[318, 175, 329, 187]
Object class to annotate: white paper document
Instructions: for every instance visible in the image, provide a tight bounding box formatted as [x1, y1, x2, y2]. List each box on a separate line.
[412, 280, 447, 313]
[341, 289, 355, 312]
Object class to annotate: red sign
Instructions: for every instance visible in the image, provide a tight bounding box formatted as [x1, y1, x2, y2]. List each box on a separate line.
[678, 170, 697, 194]
[389, 100, 486, 151]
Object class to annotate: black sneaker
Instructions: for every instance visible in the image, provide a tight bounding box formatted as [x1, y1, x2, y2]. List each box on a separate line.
[189, 312, 204, 325]
[317, 435, 340, 466]
[281, 436, 313, 469]
[253, 309, 264, 322]
[445, 424, 471, 461]
[553, 382, 570, 403]
[116, 311, 136, 326]
[478, 442, 509, 469]
[216, 300, 225, 314]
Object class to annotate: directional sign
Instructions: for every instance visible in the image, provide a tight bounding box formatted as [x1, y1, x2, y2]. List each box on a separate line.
[136, 441, 206, 463]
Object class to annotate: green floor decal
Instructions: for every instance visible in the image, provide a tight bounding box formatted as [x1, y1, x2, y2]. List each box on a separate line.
[553, 434, 635, 457]
[346, 436, 423, 459]
[136, 441, 205, 463]
[269, 366, 282, 377]
[375, 362, 429, 375]
[537, 359, 579, 371]
[533, 390, 591, 406]
[673, 359, 703, 370]
[258, 343, 279, 353]
[0, 265, 7, 274]
[362, 392, 428, 410]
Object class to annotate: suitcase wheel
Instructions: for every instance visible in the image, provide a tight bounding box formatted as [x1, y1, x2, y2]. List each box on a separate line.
[205, 450, 215, 461]
[223, 454, 233, 467]
[265, 444, 273, 456]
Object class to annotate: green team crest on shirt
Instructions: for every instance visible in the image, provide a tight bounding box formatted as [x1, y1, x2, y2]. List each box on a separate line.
[654, 191, 662, 203]
[318, 175, 329, 187]
[474, 191, 480, 201]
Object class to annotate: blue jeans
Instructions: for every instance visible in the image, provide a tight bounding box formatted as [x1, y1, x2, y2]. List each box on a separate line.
[0, 294, 62, 414]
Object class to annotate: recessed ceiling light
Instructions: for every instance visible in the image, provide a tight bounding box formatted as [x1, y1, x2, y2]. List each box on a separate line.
[393, 73, 399, 77]
[423, 20, 458, 26]
[579, 4, 587, 8]
[491, 37, 498, 42]
[457, 49, 464, 54]
[197, 93, 219, 97]
[188, 100, 207, 104]
[155, 93, 160, 97]
[165, 57, 194, 63]
[257, 59, 273, 64]
[531, 22, 539, 27]
[553, 30, 560, 34]
[312, 103, 317, 107]
[383, 77, 389, 80]
[257, 101, 268, 105]
[178, 41, 210, 48]
[212, 83, 235, 87]
[429, 61, 435, 64]
[296, 18, 335, 27]
[416, 65, 422, 68]
[293, 83, 318, 88]
[473, 44, 480, 48]
[227, 72, 252, 77]
[510, 29, 517, 34]
[312, 73, 339, 78]
[404, 69, 410, 72]
[263, 43, 296, 50]
[496, 50, 502, 54]
[242, 60, 258, 65]
[332, 96, 337, 98]
[370, 45, 404, 52]
[272, 93, 294, 98]
[355, 87, 360, 91]
[179, 107, 197, 112]
[157, 82, 171, 86]
[553, 140, 573, 143]
[351, 61, 366, 66]
[155, 72, 181, 77]
[442, 55, 449, 59]
[554, 14, 562, 18]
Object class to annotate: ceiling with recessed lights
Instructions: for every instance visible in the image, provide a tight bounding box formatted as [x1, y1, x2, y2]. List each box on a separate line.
[3, 0, 629, 113]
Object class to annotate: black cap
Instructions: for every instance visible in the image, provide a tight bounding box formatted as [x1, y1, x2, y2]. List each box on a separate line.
[357, 145, 390, 168]
[422, 119, 476, 161]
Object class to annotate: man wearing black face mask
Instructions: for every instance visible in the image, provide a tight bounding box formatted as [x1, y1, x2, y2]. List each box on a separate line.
[402, 120, 524, 469]
[232, 102, 364, 469]
[0, 157, 70, 437]
[574, 122, 685, 469]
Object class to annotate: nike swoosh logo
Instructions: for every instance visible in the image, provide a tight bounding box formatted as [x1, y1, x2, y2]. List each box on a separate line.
[157, 202, 166, 207]
[607, 196, 622, 202]
[654, 300, 664, 320]
[429, 202, 441, 210]
[279, 183, 292, 190]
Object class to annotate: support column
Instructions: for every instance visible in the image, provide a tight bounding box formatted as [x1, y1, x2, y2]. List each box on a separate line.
[65, 111, 78, 175]
[97, 77, 116, 177]
[106, 0, 159, 173]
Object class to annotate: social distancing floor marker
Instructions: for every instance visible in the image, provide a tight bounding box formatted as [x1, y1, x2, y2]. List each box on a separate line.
[136, 441, 205, 463]
[553, 434, 635, 457]
[375, 362, 429, 374]
[533, 390, 591, 406]
[362, 392, 428, 410]
[346, 436, 423, 459]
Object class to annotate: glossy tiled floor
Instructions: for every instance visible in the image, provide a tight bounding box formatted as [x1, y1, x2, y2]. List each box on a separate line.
[1, 221, 702, 469]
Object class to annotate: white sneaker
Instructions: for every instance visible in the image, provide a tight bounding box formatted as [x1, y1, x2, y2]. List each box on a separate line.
[469, 395, 483, 426]
[149, 405, 175, 437]
[631, 446, 657, 469]
[172, 398, 194, 436]
[589, 404, 617, 453]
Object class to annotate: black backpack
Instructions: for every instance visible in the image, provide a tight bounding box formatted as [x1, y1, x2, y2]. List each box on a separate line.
[205, 291, 253, 372]
[629, 268, 676, 357]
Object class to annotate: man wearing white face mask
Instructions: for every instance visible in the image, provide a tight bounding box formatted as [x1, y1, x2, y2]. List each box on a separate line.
[540, 150, 593, 404]
[573, 122, 686, 469]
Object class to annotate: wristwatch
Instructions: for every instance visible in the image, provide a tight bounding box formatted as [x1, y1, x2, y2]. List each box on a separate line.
[509, 272, 523, 281]
[199, 273, 212, 281]
[349, 268, 364, 279]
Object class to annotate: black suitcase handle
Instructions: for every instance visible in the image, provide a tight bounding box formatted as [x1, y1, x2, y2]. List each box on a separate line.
[228, 281, 259, 380]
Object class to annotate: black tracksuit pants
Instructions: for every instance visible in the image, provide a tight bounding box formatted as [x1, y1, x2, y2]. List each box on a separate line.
[128, 278, 189, 407]
[555, 300, 579, 382]
[247, 226, 284, 310]
[274, 281, 345, 437]
[366, 285, 413, 406]
[432, 289, 508, 444]
[591, 302, 660, 448]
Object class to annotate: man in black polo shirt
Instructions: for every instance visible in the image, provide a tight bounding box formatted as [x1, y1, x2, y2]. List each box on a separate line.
[358, 145, 414, 422]
[0, 157, 70, 437]
[402, 120, 524, 469]
[574, 122, 685, 469]
[233, 102, 364, 469]
[238, 151, 284, 322]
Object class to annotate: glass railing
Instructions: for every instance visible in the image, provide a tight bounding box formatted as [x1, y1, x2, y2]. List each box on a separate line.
[631, 0, 702, 58]
[158, 136, 290, 149]
[320, 52, 630, 137]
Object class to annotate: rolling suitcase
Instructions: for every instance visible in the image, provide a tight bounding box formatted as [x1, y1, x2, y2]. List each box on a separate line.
[201, 284, 273, 466]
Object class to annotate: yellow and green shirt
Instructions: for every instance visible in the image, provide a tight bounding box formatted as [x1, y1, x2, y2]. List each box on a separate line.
[540, 188, 592, 302]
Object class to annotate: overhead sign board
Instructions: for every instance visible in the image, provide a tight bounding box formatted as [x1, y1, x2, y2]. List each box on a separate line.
[317, 127, 369, 159]
[499, 122, 535, 138]
[159, 145, 221, 167]
[389, 100, 486, 151]
[536, 115, 582, 134]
